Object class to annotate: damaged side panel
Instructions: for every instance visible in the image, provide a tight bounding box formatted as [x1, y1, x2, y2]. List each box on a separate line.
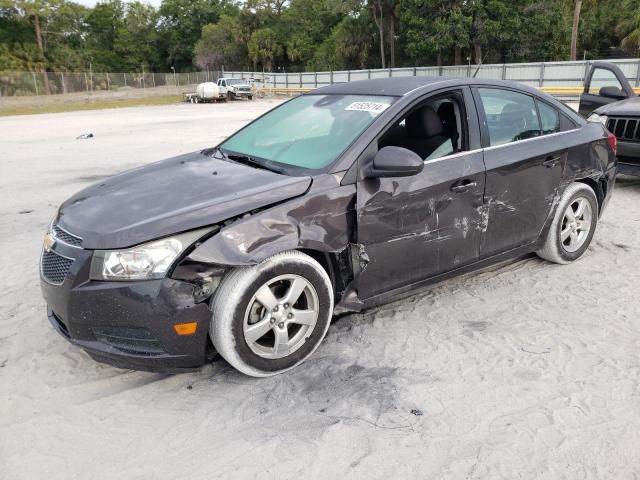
[352, 150, 486, 300]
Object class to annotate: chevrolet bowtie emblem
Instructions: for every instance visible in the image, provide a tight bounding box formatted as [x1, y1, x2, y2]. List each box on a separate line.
[43, 232, 56, 252]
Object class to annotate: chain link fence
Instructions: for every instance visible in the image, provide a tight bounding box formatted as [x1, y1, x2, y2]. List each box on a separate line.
[3, 58, 640, 102]
[0, 71, 221, 97]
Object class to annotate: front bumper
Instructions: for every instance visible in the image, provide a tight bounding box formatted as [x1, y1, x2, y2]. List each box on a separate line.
[40, 241, 213, 373]
[617, 140, 640, 161]
[617, 140, 640, 176]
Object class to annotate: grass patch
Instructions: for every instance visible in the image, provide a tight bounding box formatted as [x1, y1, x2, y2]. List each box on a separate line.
[0, 95, 183, 117]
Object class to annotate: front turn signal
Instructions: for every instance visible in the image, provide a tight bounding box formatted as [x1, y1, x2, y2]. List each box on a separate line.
[174, 322, 198, 336]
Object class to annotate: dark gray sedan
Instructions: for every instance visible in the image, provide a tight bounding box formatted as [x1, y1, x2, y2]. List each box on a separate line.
[41, 77, 617, 376]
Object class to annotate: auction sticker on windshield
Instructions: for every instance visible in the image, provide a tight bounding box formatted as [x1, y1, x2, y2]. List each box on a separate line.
[346, 101, 391, 114]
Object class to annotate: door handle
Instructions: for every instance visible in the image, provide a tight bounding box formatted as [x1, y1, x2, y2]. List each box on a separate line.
[543, 155, 561, 168]
[450, 180, 477, 193]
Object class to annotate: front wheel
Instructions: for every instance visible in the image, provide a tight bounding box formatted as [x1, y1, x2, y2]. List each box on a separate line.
[210, 251, 334, 377]
[537, 182, 599, 264]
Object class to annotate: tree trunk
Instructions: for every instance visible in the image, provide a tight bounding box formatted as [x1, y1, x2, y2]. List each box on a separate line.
[33, 13, 51, 95]
[437, 53, 442, 67]
[454, 46, 462, 65]
[474, 42, 482, 65]
[372, 1, 386, 69]
[389, 11, 396, 68]
[472, 10, 482, 64]
[570, 0, 582, 61]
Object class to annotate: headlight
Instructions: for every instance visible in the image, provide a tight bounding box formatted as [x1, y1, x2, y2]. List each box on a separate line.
[90, 228, 210, 281]
[587, 113, 608, 127]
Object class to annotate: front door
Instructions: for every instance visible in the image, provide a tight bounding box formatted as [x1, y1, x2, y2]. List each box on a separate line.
[354, 89, 485, 300]
[578, 62, 635, 117]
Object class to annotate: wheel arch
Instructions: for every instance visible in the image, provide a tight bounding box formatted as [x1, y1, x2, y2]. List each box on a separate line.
[297, 248, 354, 299]
[575, 176, 605, 213]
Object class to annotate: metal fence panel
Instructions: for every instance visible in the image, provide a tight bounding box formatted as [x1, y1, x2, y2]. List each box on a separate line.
[2, 59, 640, 98]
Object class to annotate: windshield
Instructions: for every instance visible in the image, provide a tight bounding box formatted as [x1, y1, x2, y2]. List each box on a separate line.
[220, 94, 395, 171]
[225, 79, 244, 86]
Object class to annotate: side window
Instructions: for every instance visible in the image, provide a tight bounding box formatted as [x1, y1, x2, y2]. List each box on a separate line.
[536, 100, 560, 135]
[221, 80, 227, 87]
[478, 88, 541, 146]
[379, 94, 465, 161]
[589, 68, 622, 95]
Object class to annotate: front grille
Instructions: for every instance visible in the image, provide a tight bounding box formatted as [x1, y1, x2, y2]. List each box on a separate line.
[238, 87, 250, 92]
[53, 224, 82, 247]
[41, 250, 74, 285]
[606, 117, 640, 142]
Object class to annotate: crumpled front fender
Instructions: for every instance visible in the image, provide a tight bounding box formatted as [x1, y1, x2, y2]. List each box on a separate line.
[187, 176, 356, 266]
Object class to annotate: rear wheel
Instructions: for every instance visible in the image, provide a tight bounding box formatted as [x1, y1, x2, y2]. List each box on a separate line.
[210, 251, 334, 377]
[537, 182, 598, 264]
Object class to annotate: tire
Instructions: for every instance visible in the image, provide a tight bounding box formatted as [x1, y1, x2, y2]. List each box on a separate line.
[536, 182, 599, 264]
[248, 95, 253, 101]
[210, 250, 334, 377]
[227, 92, 233, 102]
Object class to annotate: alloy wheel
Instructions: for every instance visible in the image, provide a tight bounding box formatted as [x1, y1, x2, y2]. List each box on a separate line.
[560, 196, 593, 253]
[243, 274, 319, 359]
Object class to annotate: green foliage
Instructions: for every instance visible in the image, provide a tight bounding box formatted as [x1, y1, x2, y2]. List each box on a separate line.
[0, 0, 638, 75]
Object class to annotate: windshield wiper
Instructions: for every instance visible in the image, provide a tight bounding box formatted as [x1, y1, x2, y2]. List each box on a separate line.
[220, 149, 282, 174]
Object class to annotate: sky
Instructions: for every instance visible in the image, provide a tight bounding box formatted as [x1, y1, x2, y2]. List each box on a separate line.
[74, 0, 163, 6]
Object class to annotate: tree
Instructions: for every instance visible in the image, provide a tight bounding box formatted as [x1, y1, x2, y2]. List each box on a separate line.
[158, 0, 231, 71]
[194, 14, 245, 70]
[248, 27, 283, 71]
[370, 0, 386, 68]
[2, 0, 66, 92]
[114, 2, 161, 71]
[618, 0, 640, 54]
[570, 0, 582, 60]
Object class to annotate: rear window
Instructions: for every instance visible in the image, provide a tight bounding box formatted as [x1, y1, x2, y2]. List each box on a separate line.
[478, 88, 541, 147]
[537, 100, 561, 135]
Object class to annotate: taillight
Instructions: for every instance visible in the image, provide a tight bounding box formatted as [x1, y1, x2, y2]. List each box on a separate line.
[607, 133, 617, 155]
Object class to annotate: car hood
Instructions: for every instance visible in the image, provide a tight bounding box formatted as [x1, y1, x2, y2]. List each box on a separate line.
[595, 96, 640, 116]
[57, 150, 311, 250]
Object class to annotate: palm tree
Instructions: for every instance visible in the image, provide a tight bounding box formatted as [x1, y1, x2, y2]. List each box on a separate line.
[618, 0, 640, 54]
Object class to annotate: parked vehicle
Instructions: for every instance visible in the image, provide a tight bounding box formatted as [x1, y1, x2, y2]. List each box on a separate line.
[579, 61, 640, 175]
[218, 78, 253, 100]
[189, 82, 227, 103]
[41, 77, 616, 376]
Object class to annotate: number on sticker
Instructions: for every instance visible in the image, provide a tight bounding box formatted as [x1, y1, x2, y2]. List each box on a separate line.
[345, 102, 390, 114]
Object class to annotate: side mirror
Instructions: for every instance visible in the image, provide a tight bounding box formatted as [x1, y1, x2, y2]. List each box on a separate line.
[369, 146, 424, 178]
[599, 86, 626, 100]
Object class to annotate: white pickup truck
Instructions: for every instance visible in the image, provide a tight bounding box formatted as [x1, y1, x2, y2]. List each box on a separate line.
[218, 78, 253, 100]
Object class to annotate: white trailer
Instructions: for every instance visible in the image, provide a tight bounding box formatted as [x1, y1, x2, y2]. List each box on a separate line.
[186, 82, 227, 103]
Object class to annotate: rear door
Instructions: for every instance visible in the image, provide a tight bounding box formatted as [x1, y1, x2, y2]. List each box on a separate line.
[354, 88, 486, 299]
[473, 87, 568, 257]
[579, 62, 635, 117]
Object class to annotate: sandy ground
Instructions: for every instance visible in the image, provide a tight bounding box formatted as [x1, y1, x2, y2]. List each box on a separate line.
[1, 100, 640, 480]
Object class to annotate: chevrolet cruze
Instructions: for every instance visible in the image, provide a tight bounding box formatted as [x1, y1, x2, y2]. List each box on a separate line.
[41, 77, 617, 377]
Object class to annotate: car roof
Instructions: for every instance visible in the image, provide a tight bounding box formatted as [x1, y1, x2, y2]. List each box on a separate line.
[311, 76, 541, 97]
[311, 76, 453, 96]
